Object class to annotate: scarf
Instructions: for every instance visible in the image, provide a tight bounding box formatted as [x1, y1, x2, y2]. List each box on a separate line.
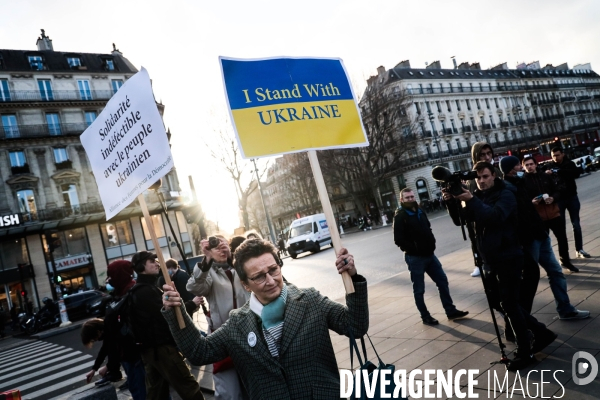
[250, 284, 287, 358]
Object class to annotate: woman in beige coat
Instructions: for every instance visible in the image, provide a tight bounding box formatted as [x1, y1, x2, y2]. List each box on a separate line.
[187, 236, 249, 400]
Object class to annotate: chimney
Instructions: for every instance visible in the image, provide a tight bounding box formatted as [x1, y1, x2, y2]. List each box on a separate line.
[36, 29, 53, 51]
[394, 60, 411, 69]
[111, 43, 123, 56]
[470, 62, 481, 70]
[457, 62, 470, 70]
[376, 66, 386, 76]
[426, 60, 441, 69]
[491, 62, 509, 70]
[452, 57, 458, 69]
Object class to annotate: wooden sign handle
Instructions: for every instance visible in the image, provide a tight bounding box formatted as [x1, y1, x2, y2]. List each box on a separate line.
[307, 150, 355, 294]
[138, 194, 186, 329]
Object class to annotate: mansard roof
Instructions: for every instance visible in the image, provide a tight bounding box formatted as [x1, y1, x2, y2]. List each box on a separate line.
[0, 49, 138, 73]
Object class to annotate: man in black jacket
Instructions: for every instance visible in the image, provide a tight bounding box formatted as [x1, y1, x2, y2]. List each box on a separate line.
[544, 147, 591, 259]
[502, 156, 589, 323]
[157, 258, 201, 316]
[393, 188, 468, 326]
[130, 251, 204, 400]
[446, 162, 552, 371]
[522, 155, 576, 272]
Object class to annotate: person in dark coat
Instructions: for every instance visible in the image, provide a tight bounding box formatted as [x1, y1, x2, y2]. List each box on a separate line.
[522, 155, 576, 271]
[544, 147, 591, 259]
[157, 259, 201, 316]
[394, 188, 468, 326]
[130, 251, 204, 400]
[445, 161, 553, 371]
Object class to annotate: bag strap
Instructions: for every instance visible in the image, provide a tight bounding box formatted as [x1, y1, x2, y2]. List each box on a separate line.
[364, 333, 385, 367]
[348, 327, 365, 371]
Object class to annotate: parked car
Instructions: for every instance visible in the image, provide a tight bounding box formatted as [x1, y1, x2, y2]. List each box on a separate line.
[63, 290, 110, 321]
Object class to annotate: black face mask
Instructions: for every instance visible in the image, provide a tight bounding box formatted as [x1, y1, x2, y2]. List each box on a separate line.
[401, 201, 419, 210]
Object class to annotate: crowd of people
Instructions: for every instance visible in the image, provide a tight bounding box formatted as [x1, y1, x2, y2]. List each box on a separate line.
[394, 141, 591, 372]
[79, 141, 593, 397]
[81, 230, 365, 399]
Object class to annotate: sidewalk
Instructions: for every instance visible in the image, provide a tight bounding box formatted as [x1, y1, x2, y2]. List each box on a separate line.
[329, 174, 600, 399]
[15, 178, 600, 399]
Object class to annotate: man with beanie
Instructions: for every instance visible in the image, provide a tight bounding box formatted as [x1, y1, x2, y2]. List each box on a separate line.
[187, 237, 249, 400]
[130, 251, 204, 400]
[498, 156, 542, 315]
[394, 188, 468, 326]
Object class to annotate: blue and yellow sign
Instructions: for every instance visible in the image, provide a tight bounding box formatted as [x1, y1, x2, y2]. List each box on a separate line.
[220, 57, 368, 158]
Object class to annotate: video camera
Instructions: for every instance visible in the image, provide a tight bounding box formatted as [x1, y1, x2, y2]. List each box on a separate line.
[431, 166, 478, 196]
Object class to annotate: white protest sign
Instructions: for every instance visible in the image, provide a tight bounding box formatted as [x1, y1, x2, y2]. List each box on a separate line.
[80, 68, 174, 220]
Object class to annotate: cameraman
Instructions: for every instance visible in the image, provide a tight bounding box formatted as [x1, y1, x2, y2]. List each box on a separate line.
[444, 162, 553, 371]
[393, 188, 468, 326]
[465, 142, 503, 277]
[544, 147, 591, 259]
[187, 236, 249, 400]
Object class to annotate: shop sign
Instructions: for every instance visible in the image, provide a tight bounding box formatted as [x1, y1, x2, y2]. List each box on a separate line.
[48, 254, 90, 272]
[0, 213, 21, 227]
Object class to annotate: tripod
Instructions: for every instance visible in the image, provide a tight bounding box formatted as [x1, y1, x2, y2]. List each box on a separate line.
[457, 202, 509, 367]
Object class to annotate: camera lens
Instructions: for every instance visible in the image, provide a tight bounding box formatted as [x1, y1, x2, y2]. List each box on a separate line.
[208, 236, 220, 249]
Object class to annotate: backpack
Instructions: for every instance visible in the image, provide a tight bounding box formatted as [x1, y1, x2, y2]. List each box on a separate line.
[104, 284, 146, 347]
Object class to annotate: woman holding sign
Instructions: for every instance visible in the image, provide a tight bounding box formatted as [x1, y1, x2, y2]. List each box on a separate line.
[162, 239, 368, 399]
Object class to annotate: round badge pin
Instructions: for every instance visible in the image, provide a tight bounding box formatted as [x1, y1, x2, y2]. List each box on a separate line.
[248, 332, 257, 347]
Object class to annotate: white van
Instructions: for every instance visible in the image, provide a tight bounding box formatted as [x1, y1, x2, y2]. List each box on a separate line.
[286, 213, 331, 259]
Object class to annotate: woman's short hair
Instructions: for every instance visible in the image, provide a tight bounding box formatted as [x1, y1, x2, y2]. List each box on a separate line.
[81, 318, 104, 347]
[233, 239, 278, 282]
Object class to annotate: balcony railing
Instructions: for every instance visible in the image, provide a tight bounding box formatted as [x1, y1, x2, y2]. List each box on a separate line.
[0, 90, 115, 103]
[21, 201, 106, 223]
[55, 160, 73, 170]
[500, 121, 510, 128]
[0, 123, 89, 139]
[11, 164, 30, 175]
[407, 82, 600, 97]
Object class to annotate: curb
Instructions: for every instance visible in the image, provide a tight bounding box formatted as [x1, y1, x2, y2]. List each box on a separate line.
[32, 320, 85, 340]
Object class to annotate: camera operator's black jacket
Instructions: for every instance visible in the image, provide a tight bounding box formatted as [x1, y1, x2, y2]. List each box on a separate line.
[543, 157, 581, 197]
[447, 178, 522, 265]
[504, 176, 548, 245]
[393, 206, 436, 256]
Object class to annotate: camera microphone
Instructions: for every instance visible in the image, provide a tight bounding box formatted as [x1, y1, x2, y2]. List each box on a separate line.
[431, 166, 453, 181]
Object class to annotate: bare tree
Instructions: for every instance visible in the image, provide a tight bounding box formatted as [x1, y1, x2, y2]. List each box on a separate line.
[320, 77, 419, 216]
[207, 128, 267, 230]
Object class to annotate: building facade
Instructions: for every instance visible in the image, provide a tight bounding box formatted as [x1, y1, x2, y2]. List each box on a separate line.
[251, 58, 600, 233]
[0, 31, 194, 313]
[365, 59, 600, 204]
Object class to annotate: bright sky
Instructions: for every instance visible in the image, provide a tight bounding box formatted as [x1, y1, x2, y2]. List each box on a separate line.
[3, 0, 599, 233]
